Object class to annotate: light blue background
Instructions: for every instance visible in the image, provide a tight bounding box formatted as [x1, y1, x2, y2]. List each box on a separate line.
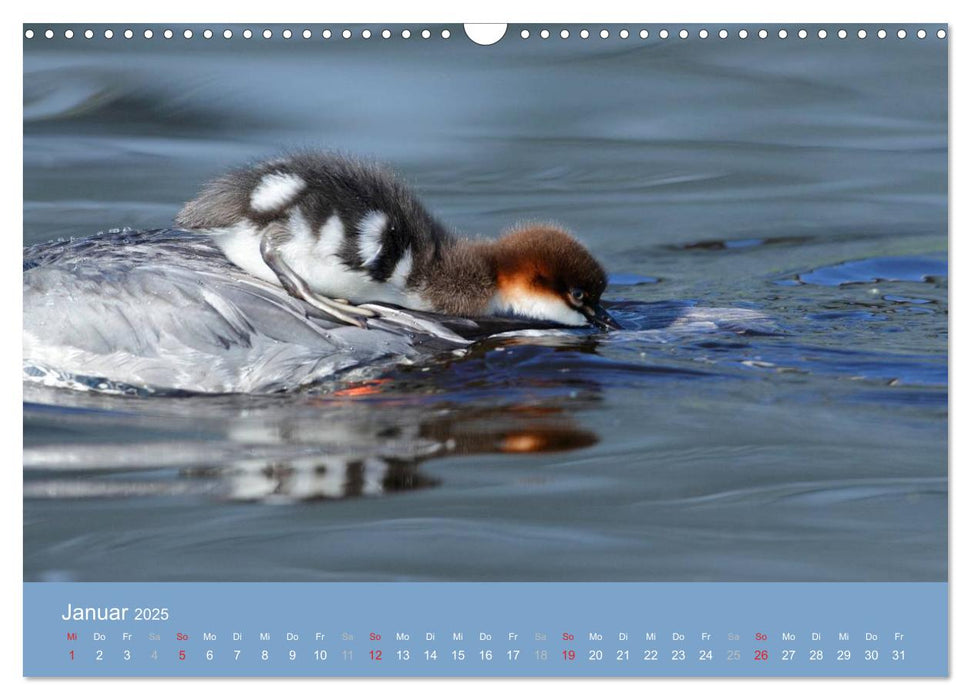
[25, 582, 947, 677]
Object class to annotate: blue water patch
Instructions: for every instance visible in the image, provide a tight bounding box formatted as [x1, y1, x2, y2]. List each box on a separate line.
[788, 256, 947, 287]
[883, 294, 934, 304]
[723, 238, 764, 249]
[608, 272, 660, 286]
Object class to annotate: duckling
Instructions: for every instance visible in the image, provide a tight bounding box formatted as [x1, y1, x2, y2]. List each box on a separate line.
[175, 152, 620, 331]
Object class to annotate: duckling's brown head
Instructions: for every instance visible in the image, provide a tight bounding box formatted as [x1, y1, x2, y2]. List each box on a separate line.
[490, 224, 621, 330]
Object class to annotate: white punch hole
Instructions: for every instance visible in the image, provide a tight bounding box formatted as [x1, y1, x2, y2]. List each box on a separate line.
[464, 24, 507, 46]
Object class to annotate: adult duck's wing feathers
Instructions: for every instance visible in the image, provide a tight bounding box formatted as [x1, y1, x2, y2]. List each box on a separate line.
[22, 229, 555, 395]
[360, 302, 568, 342]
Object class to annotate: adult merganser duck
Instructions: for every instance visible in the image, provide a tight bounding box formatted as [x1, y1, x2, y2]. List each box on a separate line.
[22, 229, 577, 394]
[175, 152, 621, 331]
[22, 225, 774, 395]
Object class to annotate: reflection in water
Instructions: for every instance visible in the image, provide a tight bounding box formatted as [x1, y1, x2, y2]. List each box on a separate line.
[184, 457, 441, 503]
[203, 401, 599, 502]
[24, 385, 599, 503]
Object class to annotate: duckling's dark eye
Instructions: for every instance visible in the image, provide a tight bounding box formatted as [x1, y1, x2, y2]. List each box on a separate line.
[569, 288, 585, 304]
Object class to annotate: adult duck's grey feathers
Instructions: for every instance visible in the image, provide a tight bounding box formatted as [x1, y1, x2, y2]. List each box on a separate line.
[22, 229, 534, 394]
[23, 229, 777, 396]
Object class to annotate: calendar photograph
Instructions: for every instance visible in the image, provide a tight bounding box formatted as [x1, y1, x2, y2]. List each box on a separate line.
[24, 22, 946, 598]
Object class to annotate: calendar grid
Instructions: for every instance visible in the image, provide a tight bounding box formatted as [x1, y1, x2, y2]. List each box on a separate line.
[24, 582, 947, 677]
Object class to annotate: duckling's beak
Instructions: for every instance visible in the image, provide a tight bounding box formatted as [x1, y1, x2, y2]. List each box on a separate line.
[583, 303, 623, 331]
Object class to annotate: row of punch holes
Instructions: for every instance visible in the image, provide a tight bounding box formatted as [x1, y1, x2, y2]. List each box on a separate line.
[23, 25, 948, 42]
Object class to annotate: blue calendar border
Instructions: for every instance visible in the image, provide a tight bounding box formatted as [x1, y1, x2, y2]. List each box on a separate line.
[24, 582, 948, 677]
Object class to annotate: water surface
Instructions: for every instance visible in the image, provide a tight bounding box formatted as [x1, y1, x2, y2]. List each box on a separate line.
[24, 25, 947, 581]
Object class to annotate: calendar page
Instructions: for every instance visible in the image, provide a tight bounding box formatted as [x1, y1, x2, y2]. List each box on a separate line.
[22, 21, 948, 678]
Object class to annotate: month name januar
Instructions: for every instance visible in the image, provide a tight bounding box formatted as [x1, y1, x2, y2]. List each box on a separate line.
[61, 604, 129, 621]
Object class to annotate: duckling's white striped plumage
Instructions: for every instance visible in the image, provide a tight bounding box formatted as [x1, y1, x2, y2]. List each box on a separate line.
[177, 154, 450, 324]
